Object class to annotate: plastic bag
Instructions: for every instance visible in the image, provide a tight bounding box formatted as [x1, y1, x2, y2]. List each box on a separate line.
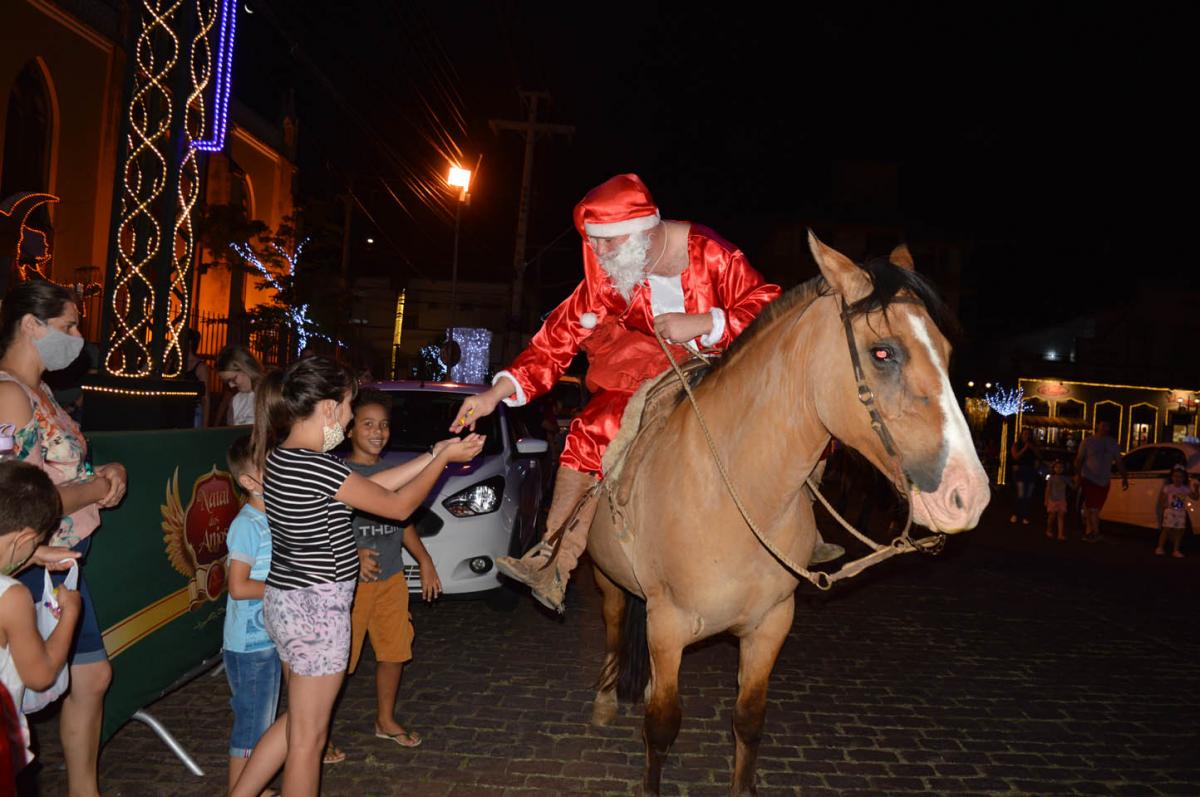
[21, 563, 78, 714]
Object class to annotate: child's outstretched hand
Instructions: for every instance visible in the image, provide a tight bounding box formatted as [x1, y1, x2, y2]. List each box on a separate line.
[444, 434, 485, 463]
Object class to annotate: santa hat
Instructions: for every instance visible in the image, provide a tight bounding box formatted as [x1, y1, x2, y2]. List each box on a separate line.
[574, 174, 660, 238]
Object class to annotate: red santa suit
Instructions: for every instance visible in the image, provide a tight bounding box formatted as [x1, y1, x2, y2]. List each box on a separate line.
[493, 174, 781, 476]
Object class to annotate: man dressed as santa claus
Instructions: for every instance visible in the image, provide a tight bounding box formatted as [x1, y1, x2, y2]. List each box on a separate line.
[450, 173, 782, 612]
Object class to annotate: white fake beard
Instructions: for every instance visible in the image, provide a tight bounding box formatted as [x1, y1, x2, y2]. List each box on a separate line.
[597, 230, 651, 301]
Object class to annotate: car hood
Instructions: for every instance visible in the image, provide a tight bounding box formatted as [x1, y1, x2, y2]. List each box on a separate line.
[375, 450, 505, 505]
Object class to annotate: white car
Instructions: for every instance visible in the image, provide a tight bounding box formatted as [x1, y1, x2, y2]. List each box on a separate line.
[363, 381, 548, 607]
[1100, 442, 1200, 529]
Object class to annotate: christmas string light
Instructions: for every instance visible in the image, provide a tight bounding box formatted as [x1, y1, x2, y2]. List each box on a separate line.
[3, 193, 101, 297]
[447, 327, 491, 385]
[6, 192, 59, 280]
[964, 397, 990, 430]
[230, 238, 340, 354]
[419, 343, 448, 382]
[106, 0, 184, 377]
[985, 385, 1028, 418]
[389, 290, 406, 378]
[191, 0, 238, 152]
[83, 385, 201, 397]
[164, 0, 219, 377]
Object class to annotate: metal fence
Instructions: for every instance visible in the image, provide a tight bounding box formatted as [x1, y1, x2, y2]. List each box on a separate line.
[197, 311, 296, 369]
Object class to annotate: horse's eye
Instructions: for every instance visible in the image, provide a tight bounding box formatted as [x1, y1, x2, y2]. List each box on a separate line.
[870, 346, 895, 362]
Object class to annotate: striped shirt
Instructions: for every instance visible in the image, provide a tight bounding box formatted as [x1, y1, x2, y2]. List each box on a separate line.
[264, 447, 357, 590]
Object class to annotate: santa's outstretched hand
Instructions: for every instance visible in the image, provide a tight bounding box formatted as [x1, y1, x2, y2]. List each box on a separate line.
[450, 375, 516, 433]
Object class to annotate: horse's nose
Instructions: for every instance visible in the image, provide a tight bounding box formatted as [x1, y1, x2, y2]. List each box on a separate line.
[929, 459, 990, 531]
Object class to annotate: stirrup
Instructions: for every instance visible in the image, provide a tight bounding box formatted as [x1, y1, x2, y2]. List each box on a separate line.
[526, 540, 555, 567]
[496, 541, 553, 583]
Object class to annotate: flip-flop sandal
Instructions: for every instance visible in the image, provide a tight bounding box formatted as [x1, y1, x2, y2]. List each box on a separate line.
[323, 744, 347, 764]
[374, 727, 422, 748]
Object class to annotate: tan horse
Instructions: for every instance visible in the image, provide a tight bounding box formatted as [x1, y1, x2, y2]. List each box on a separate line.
[585, 233, 991, 796]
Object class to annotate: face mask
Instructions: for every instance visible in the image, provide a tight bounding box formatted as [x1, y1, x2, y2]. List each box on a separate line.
[322, 422, 345, 452]
[1, 535, 35, 576]
[34, 323, 85, 371]
[244, 476, 264, 500]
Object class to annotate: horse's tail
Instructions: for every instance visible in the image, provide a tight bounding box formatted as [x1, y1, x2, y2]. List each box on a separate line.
[597, 593, 650, 704]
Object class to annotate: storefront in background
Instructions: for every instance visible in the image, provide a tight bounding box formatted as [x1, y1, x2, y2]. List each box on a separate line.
[1016, 377, 1200, 453]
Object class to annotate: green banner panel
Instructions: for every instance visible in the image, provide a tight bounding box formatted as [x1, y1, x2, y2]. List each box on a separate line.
[84, 427, 248, 741]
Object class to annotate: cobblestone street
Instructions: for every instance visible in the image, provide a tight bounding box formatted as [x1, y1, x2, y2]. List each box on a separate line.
[22, 501, 1200, 796]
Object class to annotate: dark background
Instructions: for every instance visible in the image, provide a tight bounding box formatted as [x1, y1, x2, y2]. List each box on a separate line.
[234, 1, 1191, 366]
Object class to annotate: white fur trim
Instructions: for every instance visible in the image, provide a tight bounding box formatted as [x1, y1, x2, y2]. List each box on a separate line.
[584, 211, 660, 238]
[580, 312, 598, 329]
[699, 307, 726, 348]
[492, 370, 527, 407]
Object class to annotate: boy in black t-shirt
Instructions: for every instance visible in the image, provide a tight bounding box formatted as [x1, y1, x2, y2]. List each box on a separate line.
[343, 389, 442, 748]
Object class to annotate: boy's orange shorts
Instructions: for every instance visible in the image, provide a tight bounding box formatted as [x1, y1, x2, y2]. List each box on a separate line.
[349, 571, 414, 672]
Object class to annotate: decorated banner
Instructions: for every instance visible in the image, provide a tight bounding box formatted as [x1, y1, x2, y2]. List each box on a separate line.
[84, 427, 246, 741]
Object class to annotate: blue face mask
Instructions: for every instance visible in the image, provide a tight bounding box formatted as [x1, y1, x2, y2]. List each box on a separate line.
[34, 323, 84, 372]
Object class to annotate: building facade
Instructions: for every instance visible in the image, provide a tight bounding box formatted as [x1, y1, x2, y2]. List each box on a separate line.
[1, 0, 296, 361]
[1017, 377, 1199, 453]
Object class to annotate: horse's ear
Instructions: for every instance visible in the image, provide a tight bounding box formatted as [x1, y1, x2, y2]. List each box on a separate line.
[807, 230, 871, 302]
[889, 244, 915, 271]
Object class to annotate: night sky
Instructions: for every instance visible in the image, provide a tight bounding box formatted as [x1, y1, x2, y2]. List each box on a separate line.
[236, 2, 1191, 358]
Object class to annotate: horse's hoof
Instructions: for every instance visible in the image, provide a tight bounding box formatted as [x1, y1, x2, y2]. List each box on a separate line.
[591, 696, 618, 726]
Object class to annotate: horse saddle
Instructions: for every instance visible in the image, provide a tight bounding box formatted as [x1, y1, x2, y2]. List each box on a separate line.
[602, 355, 713, 508]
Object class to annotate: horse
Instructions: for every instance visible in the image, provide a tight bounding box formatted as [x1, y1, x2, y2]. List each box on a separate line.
[584, 232, 991, 796]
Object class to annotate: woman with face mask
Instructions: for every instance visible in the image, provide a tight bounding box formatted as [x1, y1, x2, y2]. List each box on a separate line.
[231, 356, 484, 797]
[0, 279, 128, 796]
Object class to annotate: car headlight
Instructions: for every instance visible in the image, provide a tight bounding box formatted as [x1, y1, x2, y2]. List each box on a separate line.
[442, 476, 505, 517]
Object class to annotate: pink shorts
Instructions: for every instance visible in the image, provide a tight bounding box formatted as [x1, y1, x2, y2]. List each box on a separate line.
[263, 581, 355, 677]
[1046, 500, 1068, 513]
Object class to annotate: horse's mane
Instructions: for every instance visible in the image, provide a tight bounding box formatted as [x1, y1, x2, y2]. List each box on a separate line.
[712, 275, 827, 372]
[847, 257, 960, 342]
[704, 257, 958, 382]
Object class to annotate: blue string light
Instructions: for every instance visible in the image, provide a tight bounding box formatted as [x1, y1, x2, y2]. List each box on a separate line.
[192, 0, 237, 152]
[985, 385, 1029, 418]
[231, 238, 340, 354]
[419, 343, 448, 381]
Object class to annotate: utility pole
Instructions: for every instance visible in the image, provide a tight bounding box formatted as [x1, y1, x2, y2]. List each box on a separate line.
[490, 91, 573, 360]
[339, 177, 354, 281]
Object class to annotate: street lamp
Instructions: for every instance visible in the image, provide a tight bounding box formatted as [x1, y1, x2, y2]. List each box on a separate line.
[448, 166, 472, 194]
[445, 164, 473, 366]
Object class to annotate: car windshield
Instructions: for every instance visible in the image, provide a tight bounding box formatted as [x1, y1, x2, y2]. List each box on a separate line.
[385, 390, 504, 457]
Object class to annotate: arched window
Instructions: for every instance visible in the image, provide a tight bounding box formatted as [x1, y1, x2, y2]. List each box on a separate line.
[230, 160, 255, 219]
[1093, 401, 1123, 447]
[1127, 403, 1158, 449]
[1055, 398, 1086, 419]
[2, 60, 55, 199]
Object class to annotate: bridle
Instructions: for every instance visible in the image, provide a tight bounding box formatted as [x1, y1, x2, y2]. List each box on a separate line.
[642, 292, 947, 590]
